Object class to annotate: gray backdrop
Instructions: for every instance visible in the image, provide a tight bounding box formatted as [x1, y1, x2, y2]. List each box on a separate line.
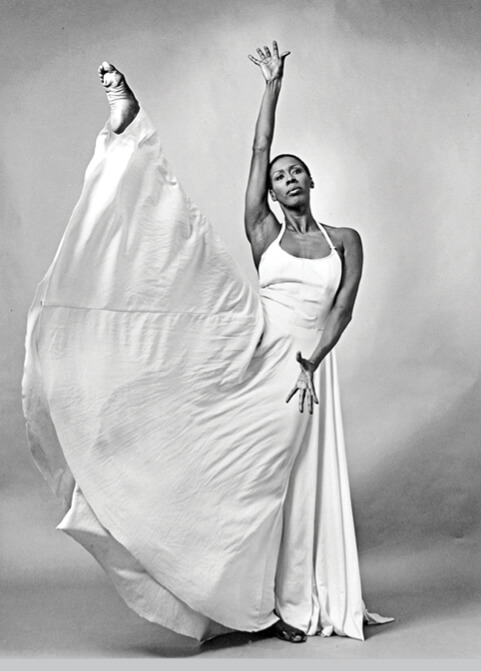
[2, 0, 481, 661]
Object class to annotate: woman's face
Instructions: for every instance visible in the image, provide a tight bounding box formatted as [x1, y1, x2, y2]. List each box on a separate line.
[269, 156, 313, 207]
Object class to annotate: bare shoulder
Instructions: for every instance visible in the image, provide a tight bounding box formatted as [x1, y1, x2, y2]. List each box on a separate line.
[324, 224, 362, 255]
[325, 225, 363, 287]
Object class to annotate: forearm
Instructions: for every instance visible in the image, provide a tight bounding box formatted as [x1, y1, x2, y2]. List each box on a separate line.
[252, 78, 282, 151]
[308, 306, 353, 369]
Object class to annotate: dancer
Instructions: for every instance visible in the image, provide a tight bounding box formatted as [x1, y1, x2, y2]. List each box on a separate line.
[23, 43, 390, 645]
[245, 42, 363, 419]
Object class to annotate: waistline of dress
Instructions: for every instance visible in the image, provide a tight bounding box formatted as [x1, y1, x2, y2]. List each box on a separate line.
[260, 294, 326, 335]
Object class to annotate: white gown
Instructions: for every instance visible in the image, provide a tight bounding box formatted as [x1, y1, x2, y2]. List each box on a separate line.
[22, 110, 390, 641]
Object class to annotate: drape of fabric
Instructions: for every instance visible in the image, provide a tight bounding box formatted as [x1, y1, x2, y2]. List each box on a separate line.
[23, 110, 391, 641]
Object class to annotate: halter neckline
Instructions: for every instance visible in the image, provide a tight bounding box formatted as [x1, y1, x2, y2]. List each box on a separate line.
[276, 220, 337, 261]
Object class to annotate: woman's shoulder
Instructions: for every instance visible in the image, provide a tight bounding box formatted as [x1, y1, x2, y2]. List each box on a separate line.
[322, 224, 362, 252]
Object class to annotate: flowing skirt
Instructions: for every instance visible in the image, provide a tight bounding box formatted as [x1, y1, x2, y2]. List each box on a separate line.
[22, 110, 391, 641]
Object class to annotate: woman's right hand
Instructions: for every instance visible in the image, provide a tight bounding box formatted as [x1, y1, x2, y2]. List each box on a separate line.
[248, 41, 290, 82]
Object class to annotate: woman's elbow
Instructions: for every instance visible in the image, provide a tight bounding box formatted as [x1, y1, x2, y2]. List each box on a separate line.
[336, 305, 353, 327]
[252, 143, 270, 154]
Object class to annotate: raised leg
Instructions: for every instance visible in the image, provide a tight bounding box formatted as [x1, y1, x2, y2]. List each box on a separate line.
[98, 61, 140, 134]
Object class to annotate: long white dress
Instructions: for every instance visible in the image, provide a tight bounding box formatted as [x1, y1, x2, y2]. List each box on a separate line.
[23, 109, 390, 642]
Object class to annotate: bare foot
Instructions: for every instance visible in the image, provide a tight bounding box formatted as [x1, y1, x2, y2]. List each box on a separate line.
[98, 61, 140, 134]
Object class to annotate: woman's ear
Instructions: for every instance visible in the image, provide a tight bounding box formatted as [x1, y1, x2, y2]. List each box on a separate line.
[310, 178, 315, 189]
[269, 189, 278, 202]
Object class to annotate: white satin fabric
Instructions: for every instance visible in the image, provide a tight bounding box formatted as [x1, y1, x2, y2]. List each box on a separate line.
[23, 110, 391, 641]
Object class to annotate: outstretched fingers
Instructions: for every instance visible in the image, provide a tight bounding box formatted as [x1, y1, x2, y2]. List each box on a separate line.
[286, 384, 298, 404]
[299, 388, 306, 413]
[286, 380, 317, 414]
[308, 378, 319, 406]
[249, 41, 290, 66]
[272, 41, 290, 59]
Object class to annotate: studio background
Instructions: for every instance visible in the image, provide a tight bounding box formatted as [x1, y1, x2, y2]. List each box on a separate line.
[2, 0, 481, 660]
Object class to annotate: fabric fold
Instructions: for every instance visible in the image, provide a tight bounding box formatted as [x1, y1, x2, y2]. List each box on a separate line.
[23, 109, 392, 640]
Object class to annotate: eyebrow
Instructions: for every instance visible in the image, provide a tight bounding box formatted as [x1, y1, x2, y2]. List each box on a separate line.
[272, 163, 303, 177]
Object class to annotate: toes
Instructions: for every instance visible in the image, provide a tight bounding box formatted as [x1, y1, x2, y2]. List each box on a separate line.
[287, 633, 305, 642]
[101, 60, 116, 72]
[277, 629, 306, 643]
[273, 621, 307, 643]
[98, 62, 126, 90]
[98, 61, 117, 80]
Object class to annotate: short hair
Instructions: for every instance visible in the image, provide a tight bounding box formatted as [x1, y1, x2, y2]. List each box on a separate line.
[268, 154, 312, 188]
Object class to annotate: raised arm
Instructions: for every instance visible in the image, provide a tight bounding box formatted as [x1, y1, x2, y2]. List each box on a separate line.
[245, 42, 290, 267]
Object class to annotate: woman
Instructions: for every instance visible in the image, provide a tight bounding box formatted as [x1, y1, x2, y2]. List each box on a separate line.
[246, 42, 363, 417]
[23, 42, 389, 645]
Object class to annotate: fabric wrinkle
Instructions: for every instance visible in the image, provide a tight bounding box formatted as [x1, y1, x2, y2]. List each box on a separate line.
[23, 108, 392, 641]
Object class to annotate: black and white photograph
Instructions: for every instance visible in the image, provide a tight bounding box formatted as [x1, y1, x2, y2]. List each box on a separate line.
[1, 0, 481, 668]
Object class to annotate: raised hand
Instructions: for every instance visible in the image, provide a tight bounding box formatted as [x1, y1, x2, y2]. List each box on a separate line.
[248, 41, 290, 82]
[286, 352, 319, 415]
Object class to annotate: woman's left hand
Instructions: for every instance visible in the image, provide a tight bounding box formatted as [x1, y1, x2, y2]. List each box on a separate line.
[286, 352, 319, 414]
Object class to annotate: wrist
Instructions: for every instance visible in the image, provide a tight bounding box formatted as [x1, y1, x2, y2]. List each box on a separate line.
[265, 76, 283, 87]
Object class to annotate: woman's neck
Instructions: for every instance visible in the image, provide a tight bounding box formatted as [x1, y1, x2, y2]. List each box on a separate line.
[283, 209, 317, 234]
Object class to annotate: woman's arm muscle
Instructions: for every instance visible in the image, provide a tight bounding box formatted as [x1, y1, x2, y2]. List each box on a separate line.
[309, 228, 364, 368]
[245, 42, 289, 265]
[244, 80, 281, 263]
